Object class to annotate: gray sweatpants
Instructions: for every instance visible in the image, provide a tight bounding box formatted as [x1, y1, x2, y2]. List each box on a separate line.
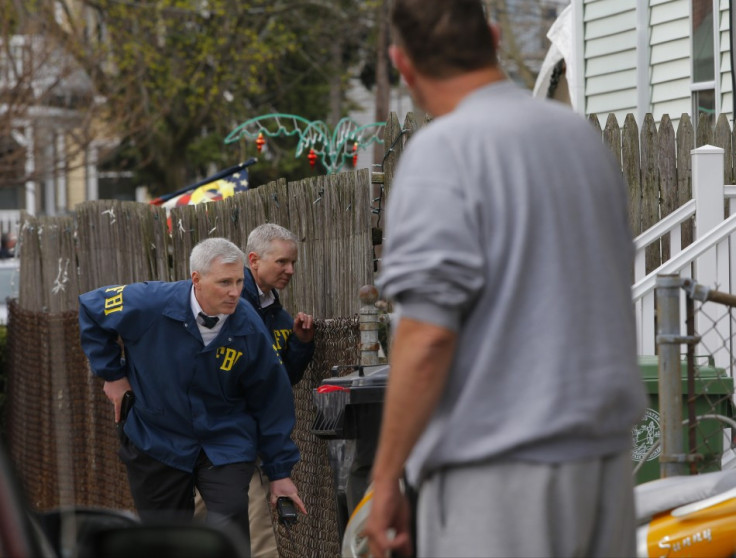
[417, 451, 636, 558]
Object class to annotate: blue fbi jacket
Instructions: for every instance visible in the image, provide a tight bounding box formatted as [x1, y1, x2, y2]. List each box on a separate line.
[242, 268, 314, 385]
[78, 280, 299, 480]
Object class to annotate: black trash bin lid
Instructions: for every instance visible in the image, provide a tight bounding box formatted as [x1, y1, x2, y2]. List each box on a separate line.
[320, 364, 390, 389]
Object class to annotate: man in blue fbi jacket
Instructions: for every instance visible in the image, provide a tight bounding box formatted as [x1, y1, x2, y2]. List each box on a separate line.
[78, 237, 306, 549]
[241, 223, 315, 557]
[242, 223, 314, 386]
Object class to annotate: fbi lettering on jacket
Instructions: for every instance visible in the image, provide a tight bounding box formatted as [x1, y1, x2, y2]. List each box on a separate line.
[104, 286, 126, 315]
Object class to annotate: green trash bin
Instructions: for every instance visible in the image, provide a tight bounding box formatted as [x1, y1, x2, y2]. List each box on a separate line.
[632, 355, 734, 484]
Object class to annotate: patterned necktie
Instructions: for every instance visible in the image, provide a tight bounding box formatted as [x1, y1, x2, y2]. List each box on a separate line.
[199, 312, 219, 329]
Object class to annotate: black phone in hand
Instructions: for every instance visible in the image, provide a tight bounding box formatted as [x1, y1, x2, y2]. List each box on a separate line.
[276, 497, 298, 527]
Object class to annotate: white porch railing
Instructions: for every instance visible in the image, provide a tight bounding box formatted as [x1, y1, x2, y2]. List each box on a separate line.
[632, 145, 736, 372]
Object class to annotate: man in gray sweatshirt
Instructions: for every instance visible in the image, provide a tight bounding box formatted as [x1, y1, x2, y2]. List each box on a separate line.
[364, 1, 648, 557]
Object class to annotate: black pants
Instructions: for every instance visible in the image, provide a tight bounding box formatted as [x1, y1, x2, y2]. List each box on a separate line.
[119, 441, 255, 548]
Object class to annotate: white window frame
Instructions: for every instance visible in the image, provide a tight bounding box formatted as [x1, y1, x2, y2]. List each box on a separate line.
[690, 0, 720, 126]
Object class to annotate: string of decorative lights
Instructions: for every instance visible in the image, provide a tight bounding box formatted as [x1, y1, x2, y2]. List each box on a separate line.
[224, 113, 386, 175]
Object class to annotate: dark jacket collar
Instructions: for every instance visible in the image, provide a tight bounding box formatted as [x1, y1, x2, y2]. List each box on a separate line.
[243, 267, 281, 310]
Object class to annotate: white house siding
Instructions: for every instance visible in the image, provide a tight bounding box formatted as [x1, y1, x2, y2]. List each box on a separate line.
[583, 0, 639, 123]
[649, 0, 691, 127]
[542, 1, 736, 128]
[588, 90, 639, 119]
[573, 0, 733, 130]
[718, 0, 734, 121]
[587, 69, 637, 96]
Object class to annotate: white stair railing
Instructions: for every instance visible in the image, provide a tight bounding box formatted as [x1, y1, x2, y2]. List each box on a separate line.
[632, 145, 736, 372]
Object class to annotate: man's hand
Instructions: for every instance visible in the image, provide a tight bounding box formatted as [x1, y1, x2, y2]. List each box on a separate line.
[363, 318, 456, 558]
[269, 477, 308, 515]
[292, 312, 314, 343]
[103, 377, 133, 423]
[364, 478, 412, 558]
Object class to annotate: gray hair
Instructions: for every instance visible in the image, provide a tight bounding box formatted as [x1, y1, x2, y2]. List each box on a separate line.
[246, 223, 298, 259]
[190, 237, 246, 275]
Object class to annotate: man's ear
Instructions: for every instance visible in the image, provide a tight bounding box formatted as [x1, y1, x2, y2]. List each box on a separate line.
[247, 252, 259, 269]
[389, 44, 416, 88]
[489, 22, 501, 51]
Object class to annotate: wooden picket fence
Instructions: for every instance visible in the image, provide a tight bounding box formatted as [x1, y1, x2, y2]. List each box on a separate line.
[589, 111, 736, 274]
[16, 169, 375, 319]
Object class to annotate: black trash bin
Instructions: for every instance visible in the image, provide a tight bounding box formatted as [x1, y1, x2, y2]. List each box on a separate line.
[311, 364, 389, 542]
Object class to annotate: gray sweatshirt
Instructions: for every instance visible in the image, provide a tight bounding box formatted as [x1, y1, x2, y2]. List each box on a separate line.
[378, 81, 647, 484]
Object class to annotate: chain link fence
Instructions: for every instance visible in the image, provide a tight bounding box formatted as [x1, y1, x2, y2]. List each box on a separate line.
[632, 274, 736, 483]
[4, 302, 368, 557]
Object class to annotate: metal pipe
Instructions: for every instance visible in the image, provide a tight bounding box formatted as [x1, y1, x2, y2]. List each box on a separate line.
[686, 295, 697, 475]
[656, 274, 686, 477]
